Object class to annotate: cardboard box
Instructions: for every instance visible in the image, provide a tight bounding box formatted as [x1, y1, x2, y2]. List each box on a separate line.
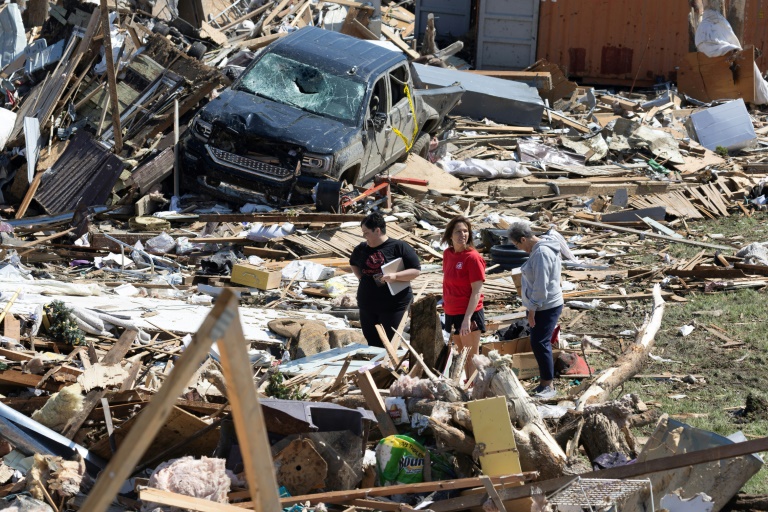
[481, 337, 561, 379]
[510, 351, 562, 380]
[481, 337, 531, 357]
[230, 263, 282, 290]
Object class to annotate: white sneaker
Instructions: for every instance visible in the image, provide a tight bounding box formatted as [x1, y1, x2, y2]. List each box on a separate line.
[533, 385, 556, 399]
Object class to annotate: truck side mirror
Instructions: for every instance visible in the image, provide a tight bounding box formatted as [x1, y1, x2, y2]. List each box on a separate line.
[370, 112, 387, 130]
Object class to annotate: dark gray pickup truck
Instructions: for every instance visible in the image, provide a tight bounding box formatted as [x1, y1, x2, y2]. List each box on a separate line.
[180, 26, 463, 204]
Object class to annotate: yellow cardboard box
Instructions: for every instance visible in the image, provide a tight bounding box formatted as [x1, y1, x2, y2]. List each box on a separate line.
[231, 263, 282, 290]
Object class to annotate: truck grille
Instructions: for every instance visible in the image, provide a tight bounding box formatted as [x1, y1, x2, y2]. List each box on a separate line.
[206, 146, 296, 182]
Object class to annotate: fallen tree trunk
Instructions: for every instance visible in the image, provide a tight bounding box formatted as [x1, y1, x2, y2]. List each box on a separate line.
[428, 417, 475, 456]
[406, 398, 472, 431]
[727, 493, 768, 510]
[577, 284, 665, 410]
[475, 354, 567, 480]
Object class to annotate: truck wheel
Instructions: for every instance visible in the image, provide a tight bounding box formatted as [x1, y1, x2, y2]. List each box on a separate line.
[152, 22, 170, 36]
[410, 133, 431, 159]
[188, 42, 207, 60]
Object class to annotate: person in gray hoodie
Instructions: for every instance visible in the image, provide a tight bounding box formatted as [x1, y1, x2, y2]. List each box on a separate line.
[507, 222, 564, 399]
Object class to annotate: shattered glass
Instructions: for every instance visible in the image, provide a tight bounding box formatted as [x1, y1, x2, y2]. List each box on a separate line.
[239, 53, 365, 123]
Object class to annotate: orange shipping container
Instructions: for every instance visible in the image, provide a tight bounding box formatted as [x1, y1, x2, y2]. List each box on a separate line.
[536, 0, 768, 87]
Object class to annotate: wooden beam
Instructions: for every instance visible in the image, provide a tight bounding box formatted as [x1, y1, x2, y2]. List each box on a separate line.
[15, 172, 43, 219]
[571, 218, 733, 250]
[380, 24, 420, 59]
[219, 2, 271, 30]
[375, 324, 399, 366]
[216, 299, 281, 511]
[240, 32, 286, 51]
[242, 247, 291, 259]
[139, 487, 247, 511]
[79, 292, 241, 512]
[279, 473, 533, 506]
[260, 0, 293, 32]
[356, 370, 397, 436]
[547, 110, 590, 133]
[99, 0, 122, 153]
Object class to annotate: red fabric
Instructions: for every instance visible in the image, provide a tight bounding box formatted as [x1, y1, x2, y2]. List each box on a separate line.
[442, 247, 486, 315]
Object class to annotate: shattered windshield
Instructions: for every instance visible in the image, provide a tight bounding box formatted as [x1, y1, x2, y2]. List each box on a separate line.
[239, 53, 365, 123]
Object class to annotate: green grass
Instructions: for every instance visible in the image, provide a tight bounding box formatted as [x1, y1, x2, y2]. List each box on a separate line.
[571, 212, 768, 493]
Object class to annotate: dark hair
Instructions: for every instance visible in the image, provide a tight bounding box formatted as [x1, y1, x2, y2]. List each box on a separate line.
[441, 216, 474, 248]
[361, 212, 387, 234]
[507, 222, 533, 244]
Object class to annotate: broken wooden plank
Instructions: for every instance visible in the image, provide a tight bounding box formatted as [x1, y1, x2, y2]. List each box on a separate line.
[429, 436, 768, 511]
[571, 219, 732, 250]
[61, 329, 138, 439]
[139, 487, 245, 512]
[356, 370, 397, 437]
[280, 474, 534, 506]
[242, 247, 292, 259]
[80, 290, 280, 512]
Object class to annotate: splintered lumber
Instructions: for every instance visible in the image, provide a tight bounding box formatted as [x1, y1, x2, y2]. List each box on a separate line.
[281, 474, 537, 506]
[215, 303, 281, 510]
[429, 436, 768, 511]
[356, 370, 398, 436]
[571, 218, 732, 250]
[80, 290, 281, 512]
[577, 284, 665, 410]
[15, 172, 43, 219]
[61, 329, 138, 439]
[139, 487, 245, 512]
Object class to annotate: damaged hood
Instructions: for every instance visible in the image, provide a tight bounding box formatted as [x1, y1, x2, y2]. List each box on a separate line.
[201, 89, 358, 154]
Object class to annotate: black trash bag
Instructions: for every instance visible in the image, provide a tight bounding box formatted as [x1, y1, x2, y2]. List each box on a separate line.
[199, 250, 239, 276]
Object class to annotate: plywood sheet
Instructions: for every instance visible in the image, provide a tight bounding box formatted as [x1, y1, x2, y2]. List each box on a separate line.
[90, 406, 220, 462]
[466, 396, 521, 476]
[678, 47, 755, 104]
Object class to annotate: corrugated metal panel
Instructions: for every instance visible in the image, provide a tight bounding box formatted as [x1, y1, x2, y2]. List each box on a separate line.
[414, 0, 472, 41]
[476, 0, 540, 70]
[36, 132, 123, 215]
[536, 0, 691, 86]
[0, 4, 26, 69]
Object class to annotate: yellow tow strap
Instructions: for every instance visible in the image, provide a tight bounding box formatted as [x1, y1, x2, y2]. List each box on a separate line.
[391, 83, 418, 151]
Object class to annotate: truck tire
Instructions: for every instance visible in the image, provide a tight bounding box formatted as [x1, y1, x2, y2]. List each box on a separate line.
[152, 22, 170, 36]
[490, 245, 528, 269]
[410, 133, 431, 159]
[188, 42, 207, 60]
[490, 245, 528, 259]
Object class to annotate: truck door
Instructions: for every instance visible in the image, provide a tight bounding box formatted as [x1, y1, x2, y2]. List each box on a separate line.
[361, 76, 391, 183]
[385, 64, 417, 163]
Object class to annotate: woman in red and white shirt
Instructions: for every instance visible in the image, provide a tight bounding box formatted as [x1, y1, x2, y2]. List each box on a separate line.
[441, 216, 486, 379]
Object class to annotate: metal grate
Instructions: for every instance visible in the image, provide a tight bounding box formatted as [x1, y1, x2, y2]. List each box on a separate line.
[206, 146, 295, 182]
[547, 477, 653, 511]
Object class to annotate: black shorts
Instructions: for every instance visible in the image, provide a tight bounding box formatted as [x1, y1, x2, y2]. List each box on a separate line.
[444, 308, 486, 335]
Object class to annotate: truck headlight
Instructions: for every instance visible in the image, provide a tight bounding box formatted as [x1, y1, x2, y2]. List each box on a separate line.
[301, 153, 332, 174]
[192, 117, 213, 141]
